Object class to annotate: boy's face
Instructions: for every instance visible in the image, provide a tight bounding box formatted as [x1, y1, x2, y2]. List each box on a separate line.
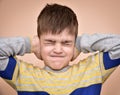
[39, 28, 75, 70]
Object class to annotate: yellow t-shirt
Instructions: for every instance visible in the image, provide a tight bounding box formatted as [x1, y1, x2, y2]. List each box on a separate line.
[2, 52, 116, 95]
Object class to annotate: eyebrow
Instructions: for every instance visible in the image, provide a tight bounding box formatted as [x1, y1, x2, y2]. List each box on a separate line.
[62, 40, 73, 43]
[44, 39, 56, 42]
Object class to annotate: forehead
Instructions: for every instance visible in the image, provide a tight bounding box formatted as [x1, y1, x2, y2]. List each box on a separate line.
[40, 29, 75, 41]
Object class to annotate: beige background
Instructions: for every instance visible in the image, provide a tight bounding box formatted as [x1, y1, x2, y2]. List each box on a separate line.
[0, 0, 120, 95]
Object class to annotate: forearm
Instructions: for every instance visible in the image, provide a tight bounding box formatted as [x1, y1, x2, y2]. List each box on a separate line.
[0, 37, 31, 57]
[0, 37, 31, 70]
[76, 33, 120, 59]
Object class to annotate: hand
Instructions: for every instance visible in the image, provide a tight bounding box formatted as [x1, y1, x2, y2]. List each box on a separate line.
[31, 35, 41, 59]
[31, 36, 45, 69]
[68, 47, 79, 66]
[69, 52, 95, 66]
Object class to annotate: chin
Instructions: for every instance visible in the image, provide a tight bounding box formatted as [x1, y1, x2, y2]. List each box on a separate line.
[51, 66, 64, 70]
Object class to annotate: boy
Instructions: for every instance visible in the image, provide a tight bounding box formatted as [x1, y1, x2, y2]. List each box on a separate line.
[0, 3, 120, 95]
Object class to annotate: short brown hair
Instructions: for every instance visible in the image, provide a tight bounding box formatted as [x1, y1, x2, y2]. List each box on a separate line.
[37, 3, 78, 39]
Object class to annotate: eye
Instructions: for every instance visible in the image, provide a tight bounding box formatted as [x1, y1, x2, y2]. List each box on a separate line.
[62, 41, 72, 46]
[44, 40, 55, 45]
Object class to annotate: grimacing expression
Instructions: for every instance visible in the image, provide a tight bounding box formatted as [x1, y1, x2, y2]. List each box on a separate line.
[39, 29, 75, 70]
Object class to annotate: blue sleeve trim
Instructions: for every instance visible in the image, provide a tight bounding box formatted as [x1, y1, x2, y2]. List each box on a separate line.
[103, 52, 120, 70]
[0, 56, 17, 80]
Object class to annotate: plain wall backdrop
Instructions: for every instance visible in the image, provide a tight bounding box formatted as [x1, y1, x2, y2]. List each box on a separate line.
[0, 0, 120, 95]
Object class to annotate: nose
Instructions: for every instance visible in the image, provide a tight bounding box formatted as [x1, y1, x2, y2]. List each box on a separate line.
[53, 43, 63, 53]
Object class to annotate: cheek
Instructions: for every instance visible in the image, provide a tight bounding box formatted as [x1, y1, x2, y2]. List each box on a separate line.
[40, 46, 52, 56]
[64, 47, 74, 57]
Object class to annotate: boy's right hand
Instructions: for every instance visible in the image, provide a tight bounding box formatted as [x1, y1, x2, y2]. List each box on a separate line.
[31, 36, 45, 68]
[31, 35, 41, 59]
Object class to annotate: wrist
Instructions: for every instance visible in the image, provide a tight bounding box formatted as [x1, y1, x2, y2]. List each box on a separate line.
[24, 37, 31, 53]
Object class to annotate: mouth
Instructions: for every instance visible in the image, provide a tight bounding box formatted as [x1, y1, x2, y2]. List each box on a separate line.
[50, 55, 65, 60]
[51, 55, 64, 57]
[50, 55, 65, 57]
